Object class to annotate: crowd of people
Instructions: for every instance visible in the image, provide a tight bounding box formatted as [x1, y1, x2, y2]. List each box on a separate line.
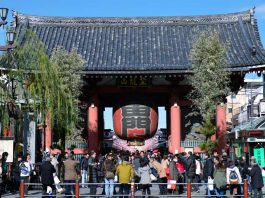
[0, 149, 264, 198]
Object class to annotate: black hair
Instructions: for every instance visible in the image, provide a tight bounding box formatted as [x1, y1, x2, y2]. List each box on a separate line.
[122, 155, 129, 162]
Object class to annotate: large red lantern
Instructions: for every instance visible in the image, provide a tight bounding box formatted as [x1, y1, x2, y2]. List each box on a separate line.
[113, 101, 158, 144]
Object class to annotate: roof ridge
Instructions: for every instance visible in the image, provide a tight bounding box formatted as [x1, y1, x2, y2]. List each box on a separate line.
[15, 10, 252, 25]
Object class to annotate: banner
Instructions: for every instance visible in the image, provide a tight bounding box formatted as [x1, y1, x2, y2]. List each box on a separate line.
[254, 148, 265, 167]
[23, 112, 36, 163]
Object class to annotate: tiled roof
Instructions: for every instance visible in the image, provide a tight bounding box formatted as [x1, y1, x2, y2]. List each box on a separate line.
[233, 116, 265, 131]
[14, 10, 265, 74]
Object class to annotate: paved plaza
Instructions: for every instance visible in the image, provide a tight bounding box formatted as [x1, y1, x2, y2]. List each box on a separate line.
[3, 184, 265, 198]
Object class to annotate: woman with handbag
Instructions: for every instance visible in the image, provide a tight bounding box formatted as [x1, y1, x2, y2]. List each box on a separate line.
[213, 157, 227, 198]
[138, 158, 152, 196]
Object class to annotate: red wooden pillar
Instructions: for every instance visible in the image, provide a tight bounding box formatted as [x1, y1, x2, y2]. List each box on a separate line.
[45, 114, 52, 150]
[169, 96, 181, 154]
[216, 104, 226, 153]
[88, 96, 99, 152]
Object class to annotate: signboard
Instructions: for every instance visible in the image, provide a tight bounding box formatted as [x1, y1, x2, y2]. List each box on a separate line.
[259, 100, 265, 115]
[117, 77, 151, 87]
[235, 144, 242, 157]
[0, 140, 14, 162]
[254, 148, 265, 167]
[23, 112, 36, 163]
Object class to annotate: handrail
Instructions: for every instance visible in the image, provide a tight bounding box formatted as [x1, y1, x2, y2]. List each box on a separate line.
[18, 180, 255, 198]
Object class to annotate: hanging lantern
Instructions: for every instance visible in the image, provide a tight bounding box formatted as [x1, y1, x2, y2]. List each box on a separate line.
[113, 99, 158, 145]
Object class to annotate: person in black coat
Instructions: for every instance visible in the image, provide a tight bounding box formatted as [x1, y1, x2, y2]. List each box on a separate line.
[80, 154, 89, 188]
[203, 153, 214, 196]
[249, 157, 264, 198]
[239, 156, 249, 180]
[186, 151, 196, 191]
[12, 154, 22, 192]
[41, 155, 56, 198]
[88, 151, 99, 198]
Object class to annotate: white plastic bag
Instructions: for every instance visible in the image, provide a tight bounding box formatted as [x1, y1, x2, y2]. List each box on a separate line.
[114, 175, 118, 182]
[54, 176, 60, 185]
[208, 177, 214, 191]
[150, 173, 157, 181]
[262, 168, 265, 177]
[46, 186, 52, 194]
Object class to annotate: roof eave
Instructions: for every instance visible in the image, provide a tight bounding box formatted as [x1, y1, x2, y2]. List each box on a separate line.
[78, 64, 265, 75]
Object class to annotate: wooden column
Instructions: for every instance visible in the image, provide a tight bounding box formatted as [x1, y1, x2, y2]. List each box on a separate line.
[216, 104, 227, 153]
[45, 114, 52, 150]
[169, 95, 181, 154]
[88, 96, 99, 152]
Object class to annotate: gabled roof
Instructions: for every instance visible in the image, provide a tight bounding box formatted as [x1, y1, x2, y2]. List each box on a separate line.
[14, 9, 265, 74]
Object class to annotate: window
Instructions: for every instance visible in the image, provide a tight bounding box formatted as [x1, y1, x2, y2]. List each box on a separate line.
[228, 108, 233, 113]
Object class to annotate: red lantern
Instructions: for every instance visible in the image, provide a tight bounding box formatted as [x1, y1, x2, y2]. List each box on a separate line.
[113, 103, 158, 141]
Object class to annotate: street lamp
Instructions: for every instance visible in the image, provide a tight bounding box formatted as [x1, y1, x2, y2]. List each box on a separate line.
[0, 8, 16, 52]
[6, 31, 16, 45]
[0, 8, 8, 27]
[0, 30, 16, 51]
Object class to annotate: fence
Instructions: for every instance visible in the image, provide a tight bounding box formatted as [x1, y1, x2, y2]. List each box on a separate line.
[18, 180, 255, 198]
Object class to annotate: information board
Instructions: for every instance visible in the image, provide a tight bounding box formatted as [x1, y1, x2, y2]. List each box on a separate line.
[254, 148, 265, 167]
[0, 140, 14, 162]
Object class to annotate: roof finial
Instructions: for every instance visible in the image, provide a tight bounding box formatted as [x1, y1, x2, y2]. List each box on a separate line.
[250, 7, 255, 25]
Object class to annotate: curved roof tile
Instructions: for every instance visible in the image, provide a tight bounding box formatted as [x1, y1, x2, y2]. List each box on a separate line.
[14, 10, 265, 74]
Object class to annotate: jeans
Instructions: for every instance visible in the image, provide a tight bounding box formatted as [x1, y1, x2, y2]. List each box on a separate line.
[105, 178, 114, 196]
[81, 170, 88, 188]
[215, 187, 226, 198]
[64, 180, 75, 197]
[205, 182, 214, 196]
[118, 184, 130, 198]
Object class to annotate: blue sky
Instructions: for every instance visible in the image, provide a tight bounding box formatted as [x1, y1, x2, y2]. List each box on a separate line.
[1, 0, 265, 44]
[1, 0, 265, 129]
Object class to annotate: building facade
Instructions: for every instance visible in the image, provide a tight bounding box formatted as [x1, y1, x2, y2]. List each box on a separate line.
[9, 9, 265, 155]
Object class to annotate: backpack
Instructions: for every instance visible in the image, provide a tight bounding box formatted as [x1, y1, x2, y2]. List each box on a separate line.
[229, 170, 239, 184]
[19, 162, 29, 175]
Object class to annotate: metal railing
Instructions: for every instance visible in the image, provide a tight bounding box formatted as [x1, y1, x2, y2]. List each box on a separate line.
[18, 179, 257, 198]
[181, 140, 205, 148]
